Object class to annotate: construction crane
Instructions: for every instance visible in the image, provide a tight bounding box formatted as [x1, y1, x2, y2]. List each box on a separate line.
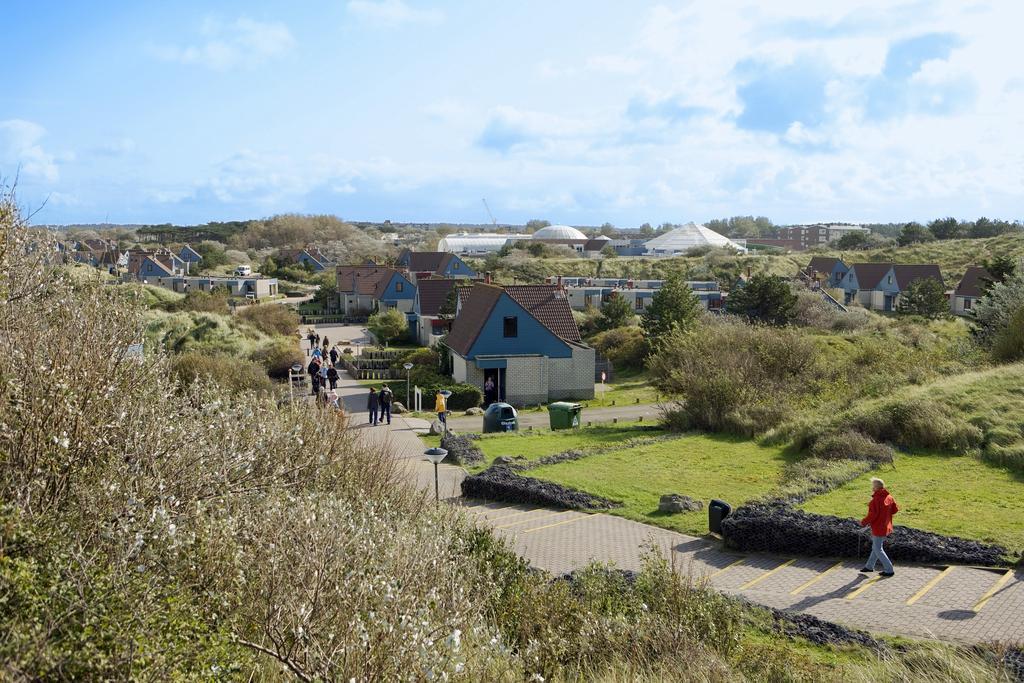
[481, 198, 497, 226]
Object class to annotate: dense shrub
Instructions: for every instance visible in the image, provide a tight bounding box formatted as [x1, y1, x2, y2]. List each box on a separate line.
[422, 382, 482, 410]
[992, 305, 1024, 361]
[172, 288, 231, 313]
[842, 400, 983, 453]
[170, 352, 274, 394]
[792, 289, 878, 332]
[250, 338, 305, 379]
[649, 319, 822, 435]
[726, 274, 797, 325]
[809, 431, 895, 463]
[589, 325, 646, 369]
[237, 303, 299, 336]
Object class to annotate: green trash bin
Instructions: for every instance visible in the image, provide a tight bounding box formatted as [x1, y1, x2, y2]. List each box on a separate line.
[548, 402, 582, 430]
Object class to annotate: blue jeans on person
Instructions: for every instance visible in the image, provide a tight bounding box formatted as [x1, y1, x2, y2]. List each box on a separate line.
[381, 404, 391, 424]
[864, 535, 894, 573]
[369, 407, 378, 425]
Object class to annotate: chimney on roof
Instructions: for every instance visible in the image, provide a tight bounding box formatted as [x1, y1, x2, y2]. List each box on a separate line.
[557, 275, 562, 288]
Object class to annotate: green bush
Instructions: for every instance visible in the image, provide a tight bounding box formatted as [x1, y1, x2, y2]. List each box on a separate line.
[809, 430, 895, 463]
[171, 351, 274, 394]
[250, 339, 305, 379]
[237, 304, 299, 336]
[173, 288, 231, 313]
[589, 326, 646, 370]
[648, 319, 822, 435]
[992, 305, 1024, 361]
[418, 381, 482, 410]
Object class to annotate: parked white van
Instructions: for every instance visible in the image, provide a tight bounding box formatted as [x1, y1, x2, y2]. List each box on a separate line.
[234, 265, 252, 276]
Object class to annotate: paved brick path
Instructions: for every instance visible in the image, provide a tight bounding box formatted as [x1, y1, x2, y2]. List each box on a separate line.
[317, 330, 1023, 646]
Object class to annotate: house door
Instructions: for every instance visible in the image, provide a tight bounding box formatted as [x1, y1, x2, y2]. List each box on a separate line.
[884, 295, 894, 311]
[483, 368, 506, 405]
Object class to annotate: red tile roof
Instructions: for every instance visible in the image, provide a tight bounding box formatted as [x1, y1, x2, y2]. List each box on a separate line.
[954, 266, 992, 298]
[416, 278, 456, 316]
[503, 285, 581, 343]
[893, 264, 944, 290]
[445, 284, 504, 356]
[850, 263, 895, 289]
[445, 283, 582, 358]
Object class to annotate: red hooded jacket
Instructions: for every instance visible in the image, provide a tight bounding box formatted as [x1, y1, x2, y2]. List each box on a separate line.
[861, 488, 899, 536]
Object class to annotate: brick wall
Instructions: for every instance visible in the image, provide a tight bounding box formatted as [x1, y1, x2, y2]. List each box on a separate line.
[548, 345, 595, 400]
[505, 356, 548, 406]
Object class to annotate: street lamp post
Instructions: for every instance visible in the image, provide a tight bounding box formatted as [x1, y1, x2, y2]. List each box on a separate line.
[424, 447, 448, 503]
[403, 362, 414, 409]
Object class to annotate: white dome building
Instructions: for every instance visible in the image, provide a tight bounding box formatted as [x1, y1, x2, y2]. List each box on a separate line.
[643, 222, 746, 255]
[532, 224, 588, 241]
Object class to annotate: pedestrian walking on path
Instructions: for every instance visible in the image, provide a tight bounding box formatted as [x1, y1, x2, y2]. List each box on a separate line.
[306, 330, 317, 356]
[367, 388, 379, 426]
[435, 390, 448, 428]
[319, 362, 329, 388]
[379, 384, 393, 425]
[860, 477, 899, 577]
[329, 346, 339, 366]
[322, 335, 329, 349]
[326, 365, 339, 390]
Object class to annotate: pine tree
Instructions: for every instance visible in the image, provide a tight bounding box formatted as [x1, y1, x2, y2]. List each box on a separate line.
[641, 274, 701, 341]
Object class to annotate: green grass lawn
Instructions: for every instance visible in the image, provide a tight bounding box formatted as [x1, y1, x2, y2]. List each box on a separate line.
[421, 422, 658, 469]
[443, 427, 791, 536]
[801, 453, 1024, 553]
[529, 434, 791, 535]
[580, 369, 660, 408]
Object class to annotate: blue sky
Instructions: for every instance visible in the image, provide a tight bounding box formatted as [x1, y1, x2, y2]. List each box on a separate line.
[2, 1, 1021, 226]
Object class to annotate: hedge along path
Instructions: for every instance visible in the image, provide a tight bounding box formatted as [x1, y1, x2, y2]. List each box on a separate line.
[328, 372, 1024, 646]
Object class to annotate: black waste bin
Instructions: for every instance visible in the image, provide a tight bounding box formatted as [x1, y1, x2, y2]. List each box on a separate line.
[708, 499, 732, 535]
[483, 402, 519, 433]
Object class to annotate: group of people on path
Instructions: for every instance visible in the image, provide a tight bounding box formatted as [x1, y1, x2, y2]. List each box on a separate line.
[305, 330, 343, 410]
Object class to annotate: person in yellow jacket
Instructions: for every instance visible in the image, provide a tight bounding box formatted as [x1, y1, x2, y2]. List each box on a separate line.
[435, 391, 448, 429]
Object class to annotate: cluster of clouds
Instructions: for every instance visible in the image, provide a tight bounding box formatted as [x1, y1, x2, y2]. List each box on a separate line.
[6, 1, 1023, 224]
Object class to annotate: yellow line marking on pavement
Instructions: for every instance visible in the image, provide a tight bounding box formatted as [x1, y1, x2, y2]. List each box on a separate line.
[522, 514, 591, 534]
[709, 558, 745, 579]
[790, 561, 843, 596]
[740, 559, 795, 590]
[470, 503, 515, 515]
[973, 570, 1014, 613]
[907, 566, 956, 605]
[495, 510, 572, 529]
[486, 508, 542, 522]
[845, 575, 883, 600]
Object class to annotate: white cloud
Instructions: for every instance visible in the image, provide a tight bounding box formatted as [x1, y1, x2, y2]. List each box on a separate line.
[347, 0, 443, 27]
[0, 119, 59, 182]
[150, 17, 294, 70]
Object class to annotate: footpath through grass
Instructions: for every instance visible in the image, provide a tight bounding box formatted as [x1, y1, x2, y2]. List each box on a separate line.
[801, 452, 1024, 554]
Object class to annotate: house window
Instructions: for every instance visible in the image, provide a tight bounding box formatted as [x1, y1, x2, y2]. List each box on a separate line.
[887, 275, 893, 285]
[396, 281, 404, 292]
[635, 298, 645, 311]
[964, 298, 972, 310]
[453, 262, 460, 270]
[503, 316, 518, 338]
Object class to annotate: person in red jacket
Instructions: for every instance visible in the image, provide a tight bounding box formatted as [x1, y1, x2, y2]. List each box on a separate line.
[860, 477, 899, 576]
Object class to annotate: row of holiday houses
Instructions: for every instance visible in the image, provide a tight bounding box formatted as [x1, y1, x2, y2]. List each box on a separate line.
[802, 257, 992, 314]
